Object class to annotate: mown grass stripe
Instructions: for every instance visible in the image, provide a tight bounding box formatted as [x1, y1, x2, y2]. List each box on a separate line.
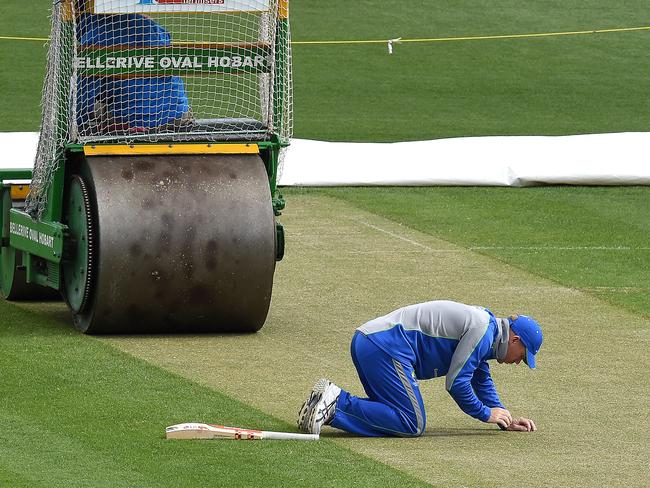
[0, 301, 431, 487]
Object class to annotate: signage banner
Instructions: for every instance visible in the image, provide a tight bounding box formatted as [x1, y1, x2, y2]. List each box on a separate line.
[75, 46, 272, 75]
[93, 0, 270, 14]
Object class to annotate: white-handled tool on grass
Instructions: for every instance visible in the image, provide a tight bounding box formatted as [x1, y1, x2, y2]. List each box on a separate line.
[165, 422, 319, 441]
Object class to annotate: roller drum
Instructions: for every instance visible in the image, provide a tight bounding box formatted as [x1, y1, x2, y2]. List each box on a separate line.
[71, 154, 276, 334]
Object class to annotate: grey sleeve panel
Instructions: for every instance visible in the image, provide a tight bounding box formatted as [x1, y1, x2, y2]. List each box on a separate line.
[445, 323, 490, 391]
[358, 300, 490, 339]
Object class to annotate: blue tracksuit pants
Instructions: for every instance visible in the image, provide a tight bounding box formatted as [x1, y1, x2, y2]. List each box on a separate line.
[330, 331, 426, 437]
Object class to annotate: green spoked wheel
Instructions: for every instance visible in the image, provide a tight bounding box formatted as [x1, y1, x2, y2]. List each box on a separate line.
[61, 175, 95, 317]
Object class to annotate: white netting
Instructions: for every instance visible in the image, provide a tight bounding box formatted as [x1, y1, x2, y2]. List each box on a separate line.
[26, 2, 76, 217]
[27, 0, 292, 217]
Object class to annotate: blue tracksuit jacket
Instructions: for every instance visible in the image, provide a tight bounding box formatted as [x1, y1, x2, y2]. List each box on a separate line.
[357, 300, 507, 422]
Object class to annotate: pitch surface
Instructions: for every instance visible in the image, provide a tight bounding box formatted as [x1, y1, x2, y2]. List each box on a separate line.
[103, 194, 649, 488]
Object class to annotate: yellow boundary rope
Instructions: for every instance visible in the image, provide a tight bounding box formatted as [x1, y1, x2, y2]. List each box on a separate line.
[292, 26, 650, 45]
[1, 25, 648, 45]
[0, 35, 49, 41]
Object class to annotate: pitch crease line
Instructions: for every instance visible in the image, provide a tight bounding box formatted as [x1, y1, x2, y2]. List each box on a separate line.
[353, 219, 438, 251]
[351, 222, 650, 253]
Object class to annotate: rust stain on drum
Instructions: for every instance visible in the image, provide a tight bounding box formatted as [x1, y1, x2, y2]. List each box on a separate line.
[134, 160, 153, 171]
[205, 239, 218, 270]
[121, 168, 134, 181]
[129, 243, 142, 257]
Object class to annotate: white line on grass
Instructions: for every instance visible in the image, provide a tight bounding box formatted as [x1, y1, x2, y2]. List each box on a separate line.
[346, 250, 462, 254]
[581, 286, 646, 292]
[353, 219, 436, 251]
[470, 246, 650, 251]
[351, 220, 650, 253]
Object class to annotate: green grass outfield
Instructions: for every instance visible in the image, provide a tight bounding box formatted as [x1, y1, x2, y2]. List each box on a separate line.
[294, 0, 650, 141]
[1, 1, 649, 138]
[1, 0, 649, 486]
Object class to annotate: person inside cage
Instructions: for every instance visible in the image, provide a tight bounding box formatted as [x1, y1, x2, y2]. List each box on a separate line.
[75, 0, 192, 135]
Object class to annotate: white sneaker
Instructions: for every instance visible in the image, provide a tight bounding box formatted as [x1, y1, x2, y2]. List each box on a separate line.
[297, 378, 341, 434]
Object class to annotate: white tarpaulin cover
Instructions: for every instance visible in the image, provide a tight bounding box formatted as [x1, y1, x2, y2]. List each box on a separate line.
[280, 132, 650, 186]
[1, 131, 648, 186]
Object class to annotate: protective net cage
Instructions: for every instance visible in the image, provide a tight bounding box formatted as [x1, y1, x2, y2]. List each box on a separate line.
[27, 0, 293, 218]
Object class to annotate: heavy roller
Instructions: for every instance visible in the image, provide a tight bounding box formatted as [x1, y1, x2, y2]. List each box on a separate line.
[0, 0, 292, 333]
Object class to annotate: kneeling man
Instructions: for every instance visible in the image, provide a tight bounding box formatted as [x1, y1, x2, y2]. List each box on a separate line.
[298, 300, 543, 436]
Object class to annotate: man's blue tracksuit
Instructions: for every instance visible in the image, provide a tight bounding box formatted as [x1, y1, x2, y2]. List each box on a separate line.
[330, 300, 510, 437]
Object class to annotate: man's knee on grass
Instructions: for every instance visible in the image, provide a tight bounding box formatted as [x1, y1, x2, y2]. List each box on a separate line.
[393, 407, 426, 437]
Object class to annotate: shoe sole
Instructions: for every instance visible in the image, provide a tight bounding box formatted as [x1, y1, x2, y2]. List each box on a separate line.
[306, 379, 332, 434]
[297, 398, 313, 432]
[297, 379, 331, 433]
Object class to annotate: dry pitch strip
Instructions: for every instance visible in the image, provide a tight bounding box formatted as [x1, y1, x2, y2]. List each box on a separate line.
[0, 0, 292, 334]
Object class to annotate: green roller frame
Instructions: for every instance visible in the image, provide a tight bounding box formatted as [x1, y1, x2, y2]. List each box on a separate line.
[0, 139, 286, 308]
[1, 0, 292, 333]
